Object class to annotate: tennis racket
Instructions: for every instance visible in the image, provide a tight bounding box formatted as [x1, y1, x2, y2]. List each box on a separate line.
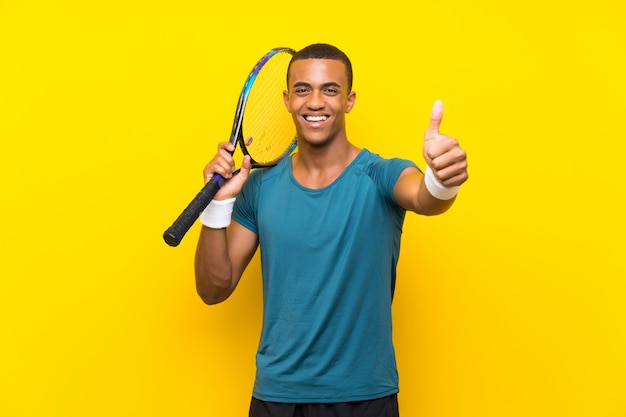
[163, 47, 297, 247]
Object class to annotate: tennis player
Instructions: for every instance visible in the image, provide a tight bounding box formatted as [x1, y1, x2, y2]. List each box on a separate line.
[195, 43, 468, 417]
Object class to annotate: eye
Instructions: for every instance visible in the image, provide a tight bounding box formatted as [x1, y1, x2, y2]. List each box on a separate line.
[294, 87, 310, 95]
[323, 87, 339, 95]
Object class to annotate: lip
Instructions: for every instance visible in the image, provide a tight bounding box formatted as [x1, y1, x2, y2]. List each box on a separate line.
[302, 114, 330, 127]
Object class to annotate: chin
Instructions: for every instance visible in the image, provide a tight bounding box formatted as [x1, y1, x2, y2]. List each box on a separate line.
[299, 134, 333, 148]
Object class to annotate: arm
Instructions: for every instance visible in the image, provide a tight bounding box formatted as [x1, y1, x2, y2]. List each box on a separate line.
[394, 100, 468, 215]
[394, 167, 456, 215]
[193, 142, 257, 305]
[195, 220, 258, 305]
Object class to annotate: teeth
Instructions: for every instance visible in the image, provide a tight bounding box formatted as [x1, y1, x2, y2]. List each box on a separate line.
[305, 115, 327, 122]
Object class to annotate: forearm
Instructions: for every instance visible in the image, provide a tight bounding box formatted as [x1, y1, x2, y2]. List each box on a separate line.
[395, 168, 458, 215]
[194, 227, 235, 305]
[193, 147, 257, 304]
[194, 219, 259, 305]
[415, 175, 456, 215]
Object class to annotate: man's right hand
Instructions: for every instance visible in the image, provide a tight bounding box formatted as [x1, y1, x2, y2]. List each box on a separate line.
[203, 141, 252, 200]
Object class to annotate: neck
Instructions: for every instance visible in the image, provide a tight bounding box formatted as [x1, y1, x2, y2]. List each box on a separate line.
[292, 140, 361, 189]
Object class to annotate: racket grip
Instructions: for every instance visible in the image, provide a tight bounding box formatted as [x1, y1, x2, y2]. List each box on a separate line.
[163, 174, 227, 247]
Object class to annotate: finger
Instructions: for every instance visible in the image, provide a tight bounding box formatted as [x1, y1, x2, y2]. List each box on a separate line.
[218, 141, 235, 153]
[429, 145, 468, 185]
[433, 163, 469, 187]
[221, 156, 251, 197]
[425, 135, 459, 162]
[427, 100, 444, 134]
[204, 157, 234, 181]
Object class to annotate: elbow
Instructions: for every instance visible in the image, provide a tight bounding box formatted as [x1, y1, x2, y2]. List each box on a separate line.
[197, 290, 228, 305]
[196, 280, 232, 305]
[197, 289, 228, 306]
[419, 205, 452, 216]
[194, 265, 234, 305]
[198, 295, 226, 305]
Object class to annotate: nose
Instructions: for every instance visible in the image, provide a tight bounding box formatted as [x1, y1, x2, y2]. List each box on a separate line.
[306, 90, 324, 110]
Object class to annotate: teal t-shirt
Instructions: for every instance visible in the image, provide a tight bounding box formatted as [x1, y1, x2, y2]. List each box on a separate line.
[232, 149, 417, 403]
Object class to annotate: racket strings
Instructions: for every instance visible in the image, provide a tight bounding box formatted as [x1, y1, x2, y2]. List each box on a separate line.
[242, 51, 296, 165]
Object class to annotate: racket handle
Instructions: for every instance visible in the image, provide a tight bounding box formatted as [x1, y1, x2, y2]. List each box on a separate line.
[163, 174, 227, 247]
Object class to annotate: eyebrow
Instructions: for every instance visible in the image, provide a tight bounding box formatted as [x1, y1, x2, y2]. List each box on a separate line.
[292, 81, 342, 89]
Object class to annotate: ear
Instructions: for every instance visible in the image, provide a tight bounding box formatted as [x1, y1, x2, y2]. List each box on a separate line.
[345, 90, 356, 113]
[283, 90, 291, 111]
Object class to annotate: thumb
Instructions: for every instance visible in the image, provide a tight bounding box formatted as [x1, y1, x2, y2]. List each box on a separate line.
[218, 155, 251, 199]
[427, 100, 444, 135]
[232, 155, 252, 184]
[239, 155, 252, 176]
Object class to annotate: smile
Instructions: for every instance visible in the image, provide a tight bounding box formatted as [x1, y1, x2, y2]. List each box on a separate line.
[304, 115, 328, 122]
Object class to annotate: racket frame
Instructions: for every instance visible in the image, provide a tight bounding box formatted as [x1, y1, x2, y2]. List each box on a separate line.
[163, 47, 296, 247]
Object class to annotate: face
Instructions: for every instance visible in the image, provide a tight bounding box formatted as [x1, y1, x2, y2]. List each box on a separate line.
[283, 59, 356, 147]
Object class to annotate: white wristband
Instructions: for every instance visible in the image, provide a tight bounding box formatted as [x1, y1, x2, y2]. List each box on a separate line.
[200, 197, 236, 229]
[424, 166, 460, 200]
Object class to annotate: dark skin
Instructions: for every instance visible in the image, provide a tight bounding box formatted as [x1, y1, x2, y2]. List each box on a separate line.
[194, 58, 468, 305]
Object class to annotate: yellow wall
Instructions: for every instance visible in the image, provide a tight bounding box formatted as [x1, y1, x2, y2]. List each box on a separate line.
[1, 1, 624, 416]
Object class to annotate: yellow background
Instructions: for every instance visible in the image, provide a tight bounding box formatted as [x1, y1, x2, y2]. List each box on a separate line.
[1, 1, 624, 416]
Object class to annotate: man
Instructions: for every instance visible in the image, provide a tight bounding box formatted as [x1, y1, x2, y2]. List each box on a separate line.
[195, 43, 468, 417]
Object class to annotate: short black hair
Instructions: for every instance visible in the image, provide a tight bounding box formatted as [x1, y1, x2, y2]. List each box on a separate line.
[287, 43, 353, 92]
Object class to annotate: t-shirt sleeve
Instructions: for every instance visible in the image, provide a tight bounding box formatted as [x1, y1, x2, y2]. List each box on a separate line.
[232, 170, 260, 234]
[367, 156, 418, 204]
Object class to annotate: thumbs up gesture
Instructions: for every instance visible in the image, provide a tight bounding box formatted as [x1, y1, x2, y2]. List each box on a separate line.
[423, 100, 468, 188]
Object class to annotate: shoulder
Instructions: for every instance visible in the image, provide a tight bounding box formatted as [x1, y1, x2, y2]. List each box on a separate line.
[358, 149, 418, 180]
[348, 149, 417, 205]
[244, 157, 290, 188]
